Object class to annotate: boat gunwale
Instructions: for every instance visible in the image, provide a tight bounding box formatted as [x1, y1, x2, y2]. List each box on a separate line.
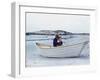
[36, 41, 89, 49]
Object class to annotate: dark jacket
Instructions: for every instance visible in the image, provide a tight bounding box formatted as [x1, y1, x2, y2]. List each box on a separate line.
[53, 38, 63, 47]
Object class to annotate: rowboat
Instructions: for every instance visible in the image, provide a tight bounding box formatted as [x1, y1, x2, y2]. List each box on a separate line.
[36, 41, 89, 58]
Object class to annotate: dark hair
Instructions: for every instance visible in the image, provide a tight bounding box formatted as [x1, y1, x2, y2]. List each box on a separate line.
[55, 34, 61, 39]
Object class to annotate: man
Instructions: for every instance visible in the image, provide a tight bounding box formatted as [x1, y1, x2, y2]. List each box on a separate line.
[53, 34, 63, 47]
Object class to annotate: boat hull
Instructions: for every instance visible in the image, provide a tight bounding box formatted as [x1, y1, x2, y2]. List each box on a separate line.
[36, 42, 87, 58]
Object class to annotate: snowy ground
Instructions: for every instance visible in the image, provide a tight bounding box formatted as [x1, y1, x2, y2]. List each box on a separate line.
[25, 35, 90, 67]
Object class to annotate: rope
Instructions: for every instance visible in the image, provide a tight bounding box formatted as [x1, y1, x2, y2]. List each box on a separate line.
[79, 41, 89, 55]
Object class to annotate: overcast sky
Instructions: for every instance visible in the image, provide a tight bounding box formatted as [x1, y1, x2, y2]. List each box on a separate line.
[26, 13, 90, 33]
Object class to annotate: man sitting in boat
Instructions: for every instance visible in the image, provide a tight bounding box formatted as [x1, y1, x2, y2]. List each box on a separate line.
[53, 34, 63, 47]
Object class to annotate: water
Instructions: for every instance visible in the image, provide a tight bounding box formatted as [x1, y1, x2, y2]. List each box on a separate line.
[25, 35, 90, 67]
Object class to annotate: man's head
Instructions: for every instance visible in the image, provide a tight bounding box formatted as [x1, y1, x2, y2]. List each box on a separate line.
[55, 34, 61, 39]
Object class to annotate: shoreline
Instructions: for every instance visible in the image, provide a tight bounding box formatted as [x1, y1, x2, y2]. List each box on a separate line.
[26, 33, 90, 35]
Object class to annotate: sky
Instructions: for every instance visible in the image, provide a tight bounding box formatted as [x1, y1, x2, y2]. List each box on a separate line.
[26, 13, 90, 33]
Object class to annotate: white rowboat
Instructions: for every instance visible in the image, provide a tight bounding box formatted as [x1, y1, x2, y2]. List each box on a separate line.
[36, 41, 89, 58]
